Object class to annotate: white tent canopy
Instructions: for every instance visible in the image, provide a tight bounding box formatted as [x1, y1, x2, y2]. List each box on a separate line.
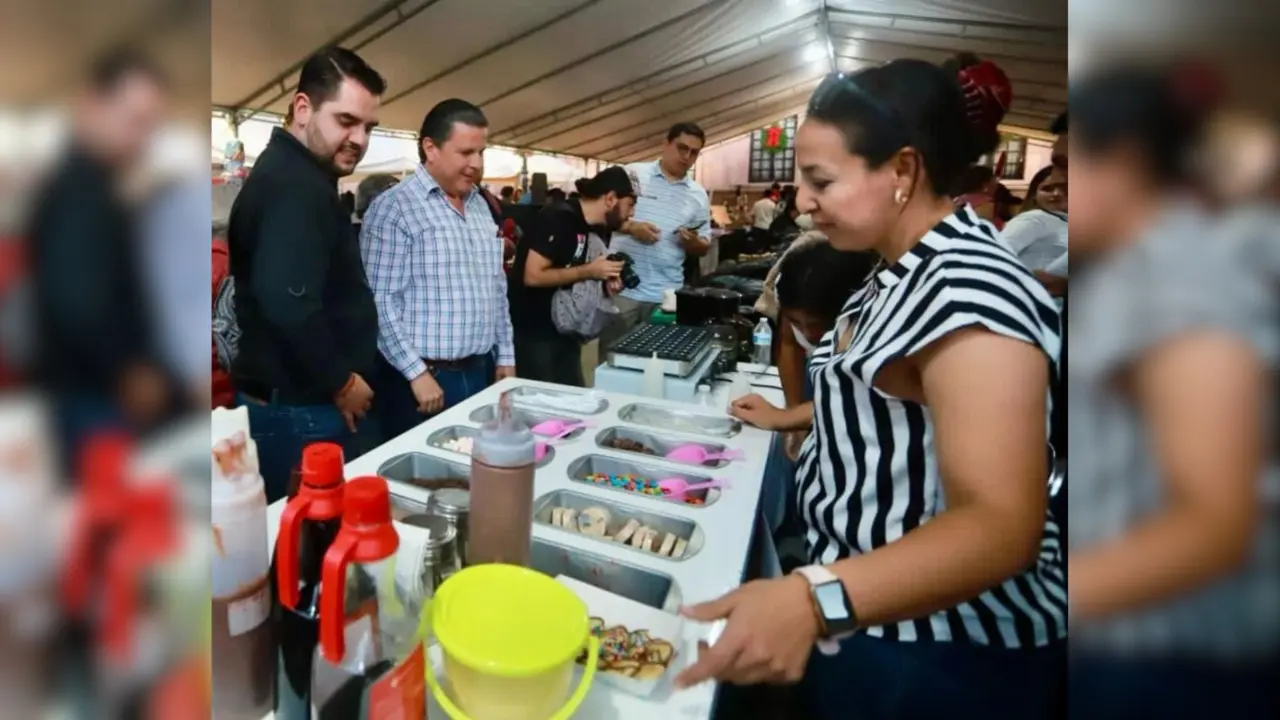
[212, 0, 1066, 163]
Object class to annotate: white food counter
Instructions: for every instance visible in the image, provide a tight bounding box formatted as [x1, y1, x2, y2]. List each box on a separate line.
[264, 377, 775, 719]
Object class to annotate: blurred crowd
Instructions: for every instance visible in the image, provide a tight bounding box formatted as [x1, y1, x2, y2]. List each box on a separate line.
[1, 33, 211, 720]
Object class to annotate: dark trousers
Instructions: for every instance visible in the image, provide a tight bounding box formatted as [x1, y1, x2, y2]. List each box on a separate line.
[237, 392, 371, 503]
[514, 334, 584, 386]
[1069, 652, 1280, 719]
[800, 634, 1065, 720]
[371, 351, 494, 445]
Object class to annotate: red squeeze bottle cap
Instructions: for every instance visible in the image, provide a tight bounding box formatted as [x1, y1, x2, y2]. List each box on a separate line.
[62, 432, 133, 615]
[277, 443, 347, 609]
[319, 476, 399, 663]
[301, 442, 344, 489]
[100, 482, 180, 663]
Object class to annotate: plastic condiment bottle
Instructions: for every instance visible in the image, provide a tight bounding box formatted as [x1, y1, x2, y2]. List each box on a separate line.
[643, 351, 664, 398]
[315, 476, 424, 719]
[210, 406, 274, 719]
[468, 391, 536, 566]
[273, 443, 346, 720]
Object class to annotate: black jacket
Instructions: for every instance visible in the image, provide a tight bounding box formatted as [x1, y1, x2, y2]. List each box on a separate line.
[29, 148, 156, 395]
[228, 128, 378, 403]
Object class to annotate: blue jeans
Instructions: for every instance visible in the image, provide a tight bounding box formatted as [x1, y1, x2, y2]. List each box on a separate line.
[801, 634, 1065, 720]
[372, 352, 495, 445]
[53, 396, 127, 485]
[237, 393, 371, 503]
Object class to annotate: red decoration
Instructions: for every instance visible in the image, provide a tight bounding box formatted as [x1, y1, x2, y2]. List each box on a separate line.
[761, 124, 788, 154]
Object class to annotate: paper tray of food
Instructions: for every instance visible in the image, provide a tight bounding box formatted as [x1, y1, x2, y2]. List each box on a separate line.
[554, 574, 684, 697]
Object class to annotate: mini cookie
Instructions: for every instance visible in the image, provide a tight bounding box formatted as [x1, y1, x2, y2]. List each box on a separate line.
[578, 506, 610, 536]
[551, 507, 565, 527]
[614, 518, 640, 544]
[658, 533, 676, 557]
[562, 508, 580, 530]
[671, 538, 688, 558]
[629, 526, 652, 548]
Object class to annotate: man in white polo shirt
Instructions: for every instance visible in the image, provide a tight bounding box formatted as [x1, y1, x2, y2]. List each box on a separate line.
[599, 122, 712, 350]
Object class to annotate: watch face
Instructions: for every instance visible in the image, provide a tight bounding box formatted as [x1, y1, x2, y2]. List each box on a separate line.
[814, 581, 855, 632]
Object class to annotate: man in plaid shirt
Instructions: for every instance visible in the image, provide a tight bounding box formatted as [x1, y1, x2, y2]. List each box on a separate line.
[360, 99, 516, 441]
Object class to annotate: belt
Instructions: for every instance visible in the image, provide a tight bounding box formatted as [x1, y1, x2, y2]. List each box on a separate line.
[235, 379, 327, 406]
[425, 353, 488, 372]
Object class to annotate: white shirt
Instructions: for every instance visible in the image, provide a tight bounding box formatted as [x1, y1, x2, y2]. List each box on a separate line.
[609, 161, 711, 303]
[752, 197, 777, 230]
[1001, 209, 1068, 272]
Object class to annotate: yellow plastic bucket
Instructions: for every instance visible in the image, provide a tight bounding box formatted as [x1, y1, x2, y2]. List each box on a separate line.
[425, 564, 598, 720]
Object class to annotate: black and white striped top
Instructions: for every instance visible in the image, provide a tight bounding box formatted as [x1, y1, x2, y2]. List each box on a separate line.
[796, 206, 1066, 649]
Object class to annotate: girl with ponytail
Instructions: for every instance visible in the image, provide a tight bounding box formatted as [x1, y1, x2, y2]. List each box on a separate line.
[677, 55, 1064, 718]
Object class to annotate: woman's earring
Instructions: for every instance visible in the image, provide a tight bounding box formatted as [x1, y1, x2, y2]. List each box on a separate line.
[894, 189, 906, 205]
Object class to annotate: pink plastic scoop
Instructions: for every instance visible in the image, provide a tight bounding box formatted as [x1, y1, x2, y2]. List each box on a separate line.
[534, 441, 551, 462]
[530, 419, 587, 439]
[664, 444, 744, 465]
[657, 477, 730, 501]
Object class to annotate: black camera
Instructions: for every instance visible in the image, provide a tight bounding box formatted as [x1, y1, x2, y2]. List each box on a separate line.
[608, 252, 641, 290]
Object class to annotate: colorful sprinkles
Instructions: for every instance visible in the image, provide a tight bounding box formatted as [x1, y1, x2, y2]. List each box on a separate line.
[583, 472, 706, 505]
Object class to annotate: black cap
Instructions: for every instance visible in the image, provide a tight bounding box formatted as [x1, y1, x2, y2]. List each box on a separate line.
[581, 165, 639, 200]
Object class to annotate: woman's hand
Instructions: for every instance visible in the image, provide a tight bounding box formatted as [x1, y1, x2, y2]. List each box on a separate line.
[674, 576, 820, 688]
[729, 393, 785, 430]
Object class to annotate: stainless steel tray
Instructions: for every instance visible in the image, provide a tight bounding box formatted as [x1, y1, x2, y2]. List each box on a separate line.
[508, 385, 608, 414]
[530, 537, 682, 611]
[565, 454, 720, 507]
[533, 489, 704, 562]
[377, 452, 469, 493]
[469, 405, 589, 440]
[389, 493, 428, 521]
[595, 426, 732, 468]
[426, 425, 556, 467]
[617, 403, 741, 438]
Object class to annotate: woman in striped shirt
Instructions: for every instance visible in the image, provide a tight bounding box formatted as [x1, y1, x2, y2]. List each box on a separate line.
[676, 55, 1064, 718]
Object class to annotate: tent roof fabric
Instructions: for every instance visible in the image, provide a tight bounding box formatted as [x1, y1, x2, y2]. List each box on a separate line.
[213, 0, 1066, 162]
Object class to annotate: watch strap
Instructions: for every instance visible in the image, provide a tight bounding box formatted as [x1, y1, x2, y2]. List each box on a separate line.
[794, 565, 855, 656]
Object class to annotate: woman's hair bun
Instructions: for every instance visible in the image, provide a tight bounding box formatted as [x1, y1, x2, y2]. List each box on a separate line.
[945, 53, 1011, 160]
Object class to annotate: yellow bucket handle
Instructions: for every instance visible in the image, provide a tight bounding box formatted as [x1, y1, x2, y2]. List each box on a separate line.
[425, 634, 599, 720]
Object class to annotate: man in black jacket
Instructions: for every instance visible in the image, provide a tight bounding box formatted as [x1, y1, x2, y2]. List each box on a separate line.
[29, 48, 172, 477]
[228, 47, 385, 501]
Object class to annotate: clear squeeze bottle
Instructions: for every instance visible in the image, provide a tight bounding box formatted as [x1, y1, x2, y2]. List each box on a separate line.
[468, 391, 537, 566]
[273, 443, 347, 720]
[210, 406, 275, 719]
[314, 477, 424, 719]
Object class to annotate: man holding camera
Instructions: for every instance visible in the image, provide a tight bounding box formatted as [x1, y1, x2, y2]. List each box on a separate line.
[508, 166, 638, 385]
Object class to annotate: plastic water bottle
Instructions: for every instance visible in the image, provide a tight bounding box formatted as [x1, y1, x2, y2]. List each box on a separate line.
[696, 384, 715, 409]
[643, 352, 665, 399]
[752, 318, 773, 365]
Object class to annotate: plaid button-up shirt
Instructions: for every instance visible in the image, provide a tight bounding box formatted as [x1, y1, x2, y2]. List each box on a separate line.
[360, 165, 514, 382]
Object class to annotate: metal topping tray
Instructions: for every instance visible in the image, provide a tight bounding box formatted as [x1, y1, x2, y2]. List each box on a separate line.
[378, 452, 470, 493]
[617, 403, 741, 438]
[530, 537, 682, 611]
[427, 425, 555, 467]
[566, 454, 720, 507]
[533, 489, 704, 562]
[469, 405, 589, 440]
[595, 426, 733, 468]
[508, 385, 609, 415]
